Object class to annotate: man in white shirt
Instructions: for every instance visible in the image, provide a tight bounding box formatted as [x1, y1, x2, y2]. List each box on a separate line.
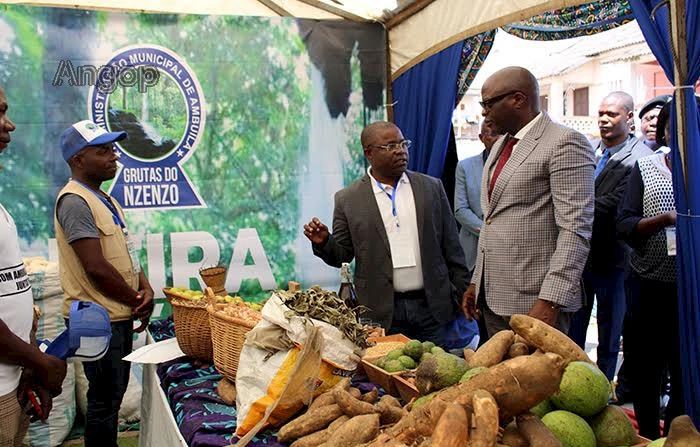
[462, 67, 595, 336]
[304, 121, 469, 346]
[0, 85, 67, 446]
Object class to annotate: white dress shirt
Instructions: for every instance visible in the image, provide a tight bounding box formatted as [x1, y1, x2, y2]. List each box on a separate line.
[368, 167, 424, 292]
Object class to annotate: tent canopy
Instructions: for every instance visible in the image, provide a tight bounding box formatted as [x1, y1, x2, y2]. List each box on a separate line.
[6, 0, 591, 77]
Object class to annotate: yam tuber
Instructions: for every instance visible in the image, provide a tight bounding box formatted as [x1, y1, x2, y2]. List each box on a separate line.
[509, 314, 591, 364]
[468, 390, 499, 446]
[464, 348, 476, 364]
[379, 394, 402, 408]
[216, 377, 236, 405]
[350, 387, 362, 399]
[665, 415, 700, 446]
[360, 387, 379, 404]
[290, 415, 350, 447]
[377, 400, 406, 425]
[430, 402, 469, 447]
[500, 422, 528, 447]
[516, 413, 562, 447]
[308, 391, 336, 411]
[513, 334, 529, 347]
[388, 397, 449, 445]
[278, 404, 344, 443]
[309, 378, 351, 410]
[320, 413, 380, 447]
[362, 434, 409, 447]
[507, 342, 529, 359]
[469, 330, 514, 368]
[333, 386, 377, 416]
[388, 352, 566, 442]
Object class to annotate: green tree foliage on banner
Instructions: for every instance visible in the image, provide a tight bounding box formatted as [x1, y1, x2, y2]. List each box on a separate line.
[0, 8, 382, 301]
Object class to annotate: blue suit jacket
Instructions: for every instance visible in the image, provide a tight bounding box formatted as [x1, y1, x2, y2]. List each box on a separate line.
[454, 152, 485, 271]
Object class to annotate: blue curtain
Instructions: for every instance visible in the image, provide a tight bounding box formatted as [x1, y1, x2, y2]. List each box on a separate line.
[630, 0, 700, 425]
[393, 41, 464, 178]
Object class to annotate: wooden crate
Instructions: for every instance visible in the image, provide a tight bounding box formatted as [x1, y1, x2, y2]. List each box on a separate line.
[360, 334, 411, 396]
[394, 373, 420, 404]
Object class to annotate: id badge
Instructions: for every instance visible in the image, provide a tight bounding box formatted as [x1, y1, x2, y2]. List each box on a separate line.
[666, 227, 677, 256]
[388, 231, 417, 268]
[124, 229, 142, 274]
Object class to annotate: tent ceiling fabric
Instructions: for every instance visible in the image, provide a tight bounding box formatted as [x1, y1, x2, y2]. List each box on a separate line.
[7, 0, 600, 77]
[2, 0, 416, 21]
[388, 0, 594, 79]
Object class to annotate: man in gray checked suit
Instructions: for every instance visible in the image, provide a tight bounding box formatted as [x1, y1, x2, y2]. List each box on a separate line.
[462, 66, 595, 336]
[304, 121, 469, 347]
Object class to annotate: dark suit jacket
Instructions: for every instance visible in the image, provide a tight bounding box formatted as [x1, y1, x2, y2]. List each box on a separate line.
[588, 136, 653, 273]
[312, 171, 469, 329]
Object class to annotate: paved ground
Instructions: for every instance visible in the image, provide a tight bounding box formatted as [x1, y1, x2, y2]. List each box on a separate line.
[583, 306, 635, 411]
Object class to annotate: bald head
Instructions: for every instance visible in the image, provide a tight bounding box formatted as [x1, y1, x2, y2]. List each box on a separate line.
[603, 91, 634, 113]
[481, 67, 541, 135]
[361, 121, 398, 148]
[485, 67, 540, 106]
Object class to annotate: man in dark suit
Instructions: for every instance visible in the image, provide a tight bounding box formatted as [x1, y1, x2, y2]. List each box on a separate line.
[569, 91, 652, 381]
[303, 121, 469, 346]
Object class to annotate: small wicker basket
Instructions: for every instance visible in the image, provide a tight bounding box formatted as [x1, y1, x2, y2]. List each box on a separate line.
[207, 302, 257, 382]
[163, 287, 213, 361]
[199, 266, 228, 297]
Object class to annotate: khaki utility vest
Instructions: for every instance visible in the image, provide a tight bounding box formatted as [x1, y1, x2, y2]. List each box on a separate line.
[55, 180, 138, 321]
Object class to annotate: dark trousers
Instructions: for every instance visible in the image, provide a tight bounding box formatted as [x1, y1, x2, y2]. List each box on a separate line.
[83, 320, 133, 447]
[569, 268, 626, 380]
[625, 272, 684, 439]
[388, 290, 446, 348]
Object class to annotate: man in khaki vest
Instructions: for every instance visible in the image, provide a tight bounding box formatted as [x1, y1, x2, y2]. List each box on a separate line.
[55, 120, 153, 447]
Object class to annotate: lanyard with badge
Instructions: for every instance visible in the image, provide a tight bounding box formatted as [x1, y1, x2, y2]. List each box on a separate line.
[76, 181, 142, 275]
[375, 179, 416, 269]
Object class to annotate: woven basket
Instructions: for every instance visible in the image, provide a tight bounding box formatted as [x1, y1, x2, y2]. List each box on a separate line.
[207, 303, 256, 382]
[200, 266, 228, 296]
[163, 287, 213, 361]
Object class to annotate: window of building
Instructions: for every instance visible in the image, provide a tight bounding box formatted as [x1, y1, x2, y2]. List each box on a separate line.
[574, 87, 589, 116]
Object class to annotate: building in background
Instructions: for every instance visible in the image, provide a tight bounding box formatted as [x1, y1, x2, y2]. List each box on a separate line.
[453, 22, 697, 159]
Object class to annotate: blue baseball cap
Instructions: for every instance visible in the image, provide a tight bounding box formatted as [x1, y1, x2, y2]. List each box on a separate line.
[44, 301, 112, 362]
[59, 120, 127, 162]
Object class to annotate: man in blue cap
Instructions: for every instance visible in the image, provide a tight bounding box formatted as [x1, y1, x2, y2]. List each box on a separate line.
[55, 119, 154, 446]
[0, 85, 67, 445]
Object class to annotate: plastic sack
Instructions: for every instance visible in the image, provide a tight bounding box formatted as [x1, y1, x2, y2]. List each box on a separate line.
[235, 292, 361, 437]
[23, 258, 77, 447]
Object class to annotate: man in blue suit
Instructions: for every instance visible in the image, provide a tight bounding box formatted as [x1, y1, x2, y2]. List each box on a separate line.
[454, 119, 500, 344]
[454, 119, 500, 273]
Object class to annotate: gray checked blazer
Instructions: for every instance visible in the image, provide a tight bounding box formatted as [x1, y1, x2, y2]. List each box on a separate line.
[312, 171, 469, 330]
[472, 113, 595, 316]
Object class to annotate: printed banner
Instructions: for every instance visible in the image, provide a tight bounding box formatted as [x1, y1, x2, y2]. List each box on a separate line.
[0, 7, 387, 313]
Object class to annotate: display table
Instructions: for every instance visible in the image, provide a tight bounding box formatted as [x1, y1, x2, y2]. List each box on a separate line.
[139, 319, 285, 447]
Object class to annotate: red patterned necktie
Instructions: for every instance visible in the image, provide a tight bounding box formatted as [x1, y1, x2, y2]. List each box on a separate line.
[488, 136, 518, 199]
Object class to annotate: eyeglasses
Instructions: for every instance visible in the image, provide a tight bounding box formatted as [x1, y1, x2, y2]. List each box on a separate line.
[369, 139, 412, 152]
[479, 90, 521, 110]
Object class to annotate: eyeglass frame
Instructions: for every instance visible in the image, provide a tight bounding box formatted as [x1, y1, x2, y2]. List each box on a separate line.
[366, 139, 412, 152]
[479, 90, 522, 110]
